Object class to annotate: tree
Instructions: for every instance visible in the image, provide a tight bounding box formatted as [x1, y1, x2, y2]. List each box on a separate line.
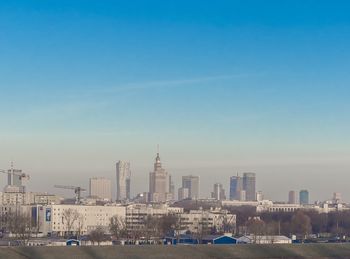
[7, 212, 34, 246]
[89, 226, 106, 246]
[143, 215, 160, 242]
[246, 217, 265, 243]
[159, 214, 181, 237]
[291, 210, 312, 241]
[109, 215, 126, 239]
[62, 208, 80, 238]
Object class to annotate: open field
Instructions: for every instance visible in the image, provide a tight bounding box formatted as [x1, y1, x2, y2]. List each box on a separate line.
[1, 243, 350, 259]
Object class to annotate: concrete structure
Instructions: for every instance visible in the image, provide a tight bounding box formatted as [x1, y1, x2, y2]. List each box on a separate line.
[116, 161, 131, 201]
[179, 208, 236, 234]
[243, 173, 256, 201]
[288, 190, 297, 204]
[211, 183, 226, 200]
[39, 204, 126, 236]
[149, 153, 172, 202]
[299, 190, 309, 205]
[89, 177, 112, 201]
[238, 235, 292, 244]
[178, 187, 189, 200]
[182, 175, 199, 200]
[126, 204, 183, 231]
[229, 174, 243, 200]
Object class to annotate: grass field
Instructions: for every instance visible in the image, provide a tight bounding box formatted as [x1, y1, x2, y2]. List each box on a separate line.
[1, 243, 350, 259]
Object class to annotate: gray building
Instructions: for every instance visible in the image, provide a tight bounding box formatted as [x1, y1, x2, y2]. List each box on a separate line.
[243, 173, 256, 201]
[116, 161, 131, 201]
[182, 175, 200, 199]
[212, 183, 226, 200]
[288, 190, 297, 204]
[299, 190, 309, 205]
[89, 177, 112, 201]
[149, 152, 172, 202]
[230, 174, 243, 200]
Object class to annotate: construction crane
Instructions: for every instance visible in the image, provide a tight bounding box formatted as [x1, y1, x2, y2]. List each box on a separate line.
[54, 185, 86, 204]
[0, 169, 30, 181]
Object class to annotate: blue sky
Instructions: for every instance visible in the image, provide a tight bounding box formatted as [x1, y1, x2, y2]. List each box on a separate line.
[1, 1, 350, 201]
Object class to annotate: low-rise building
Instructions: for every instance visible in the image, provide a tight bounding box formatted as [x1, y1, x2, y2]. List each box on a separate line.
[38, 204, 126, 236]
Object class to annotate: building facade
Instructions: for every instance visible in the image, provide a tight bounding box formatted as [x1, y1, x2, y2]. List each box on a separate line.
[89, 177, 112, 201]
[39, 204, 126, 236]
[182, 175, 199, 200]
[149, 153, 172, 202]
[229, 175, 243, 200]
[116, 161, 131, 201]
[299, 190, 309, 205]
[243, 173, 256, 201]
[288, 190, 297, 204]
[211, 183, 226, 200]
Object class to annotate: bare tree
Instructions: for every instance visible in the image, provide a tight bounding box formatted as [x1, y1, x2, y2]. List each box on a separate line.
[291, 210, 312, 241]
[246, 217, 265, 244]
[62, 208, 80, 238]
[7, 212, 34, 246]
[109, 215, 126, 239]
[89, 226, 106, 246]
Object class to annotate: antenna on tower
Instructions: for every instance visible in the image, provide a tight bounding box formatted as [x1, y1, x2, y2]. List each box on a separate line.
[157, 144, 160, 154]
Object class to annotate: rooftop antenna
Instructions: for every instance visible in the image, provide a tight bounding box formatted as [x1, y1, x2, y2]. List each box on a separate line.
[157, 144, 160, 154]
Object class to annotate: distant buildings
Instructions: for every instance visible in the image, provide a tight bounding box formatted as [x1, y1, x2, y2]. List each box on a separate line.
[230, 175, 243, 200]
[116, 161, 131, 201]
[288, 190, 297, 204]
[211, 183, 226, 200]
[149, 152, 172, 202]
[182, 175, 200, 199]
[230, 173, 256, 201]
[178, 187, 189, 200]
[299, 190, 309, 205]
[243, 173, 256, 201]
[89, 177, 112, 201]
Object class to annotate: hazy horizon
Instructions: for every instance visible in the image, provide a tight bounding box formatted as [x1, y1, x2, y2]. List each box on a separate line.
[1, 1, 350, 202]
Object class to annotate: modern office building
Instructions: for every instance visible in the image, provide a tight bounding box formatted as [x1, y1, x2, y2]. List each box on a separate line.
[299, 190, 309, 205]
[288, 190, 297, 204]
[229, 175, 243, 200]
[89, 177, 112, 201]
[149, 152, 172, 202]
[178, 187, 189, 200]
[116, 161, 131, 201]
[243, 173, 256, 201]
[212, 183, 226, 200]
[182, 175, 200, 199]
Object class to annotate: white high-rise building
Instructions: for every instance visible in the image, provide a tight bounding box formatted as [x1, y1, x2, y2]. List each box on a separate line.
[89, 177, 112, 201]
[116, 161, 131, 201]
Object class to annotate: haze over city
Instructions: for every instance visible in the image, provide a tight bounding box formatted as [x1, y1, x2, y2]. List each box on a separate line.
[1, 1, 350, 202]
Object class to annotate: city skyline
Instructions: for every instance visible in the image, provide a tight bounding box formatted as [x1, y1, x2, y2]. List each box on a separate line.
[1, 1, 350, 202]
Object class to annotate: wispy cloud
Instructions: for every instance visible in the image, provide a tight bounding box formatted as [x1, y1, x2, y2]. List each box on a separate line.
[86, 72, 265, 95]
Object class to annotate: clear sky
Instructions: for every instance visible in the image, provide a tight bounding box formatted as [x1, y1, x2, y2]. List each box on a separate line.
[1, 1, 350, 201]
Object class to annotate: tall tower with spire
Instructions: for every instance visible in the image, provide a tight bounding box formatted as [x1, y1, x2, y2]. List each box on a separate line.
[149, 150, 172, 202]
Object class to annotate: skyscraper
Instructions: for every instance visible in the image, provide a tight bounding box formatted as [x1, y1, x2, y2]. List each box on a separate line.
[299, 190, 309, 205]
[229, 174, 243, 200]
[149, 152, 172, 202]
[288, 190, 297, 204]
[116, 161, 131, 201]
[178, 187, 189, 200]
[182, 175, 200, 199]
[243, 172, 256, 201]
[211, 183, 226, 200]
[89, 177, 112, 201]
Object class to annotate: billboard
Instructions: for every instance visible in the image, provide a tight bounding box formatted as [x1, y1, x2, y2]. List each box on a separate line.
[46, 208, 51, 222]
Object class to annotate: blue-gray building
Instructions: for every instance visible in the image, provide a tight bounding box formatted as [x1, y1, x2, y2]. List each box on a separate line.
[230, 175, 242, 200]
[201, 235, 237, 245]
[299, 190, 309, 205]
